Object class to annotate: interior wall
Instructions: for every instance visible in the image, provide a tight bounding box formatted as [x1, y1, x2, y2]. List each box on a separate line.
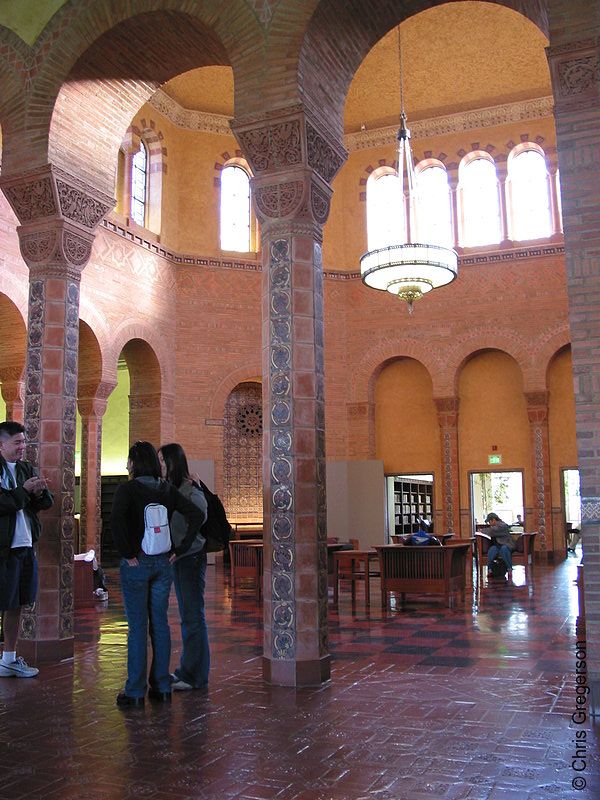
[457, 350, 530, 526]
[374, 358, 441, 475]
[548, 346, 578, 549]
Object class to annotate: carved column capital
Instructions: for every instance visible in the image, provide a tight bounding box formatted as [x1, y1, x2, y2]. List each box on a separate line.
[434, 396, 460, 427]
[0, 164, 115, 231]
[525, 390, 549, 423]
[232, 105, 347, 235]
[77, 396, 108, 418]
[17, 219, 96, 280]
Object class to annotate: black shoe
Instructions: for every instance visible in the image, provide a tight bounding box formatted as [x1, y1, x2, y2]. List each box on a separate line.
[116, 691, 144, 708]
[148, 688, 172, 702]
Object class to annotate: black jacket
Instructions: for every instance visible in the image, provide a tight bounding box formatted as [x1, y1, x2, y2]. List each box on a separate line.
[111, 476, 205, 559]
[0, 456, 54, 559]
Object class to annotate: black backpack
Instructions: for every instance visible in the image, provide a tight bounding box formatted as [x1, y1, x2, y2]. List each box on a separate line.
[489, 555, 508, 578]
[195, 479, 232, 553]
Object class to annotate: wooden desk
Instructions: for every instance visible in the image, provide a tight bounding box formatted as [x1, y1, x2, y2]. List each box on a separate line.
[333, 549, 379, 609]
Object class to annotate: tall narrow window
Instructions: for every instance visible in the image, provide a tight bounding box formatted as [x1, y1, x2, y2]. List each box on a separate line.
[130, 140, 147, 227]
[416, 164, 453, 248]
[459, 155, 502, 247]
[367, 170, 405, 251]
[220, 165, 251, 251]
[507, 148, 552, 241]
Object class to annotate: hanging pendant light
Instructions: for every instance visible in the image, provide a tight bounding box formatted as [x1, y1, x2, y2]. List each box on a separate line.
[360, 25, 458, 314]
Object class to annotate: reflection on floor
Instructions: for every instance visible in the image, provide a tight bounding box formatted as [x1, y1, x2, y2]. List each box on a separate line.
[0, 553, 598, 799]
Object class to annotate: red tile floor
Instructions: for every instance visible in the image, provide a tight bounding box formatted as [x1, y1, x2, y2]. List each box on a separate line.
[0, 551, 598, 799]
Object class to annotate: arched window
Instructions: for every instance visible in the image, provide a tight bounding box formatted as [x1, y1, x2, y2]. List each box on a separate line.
[220, 164, 251, 252]
[507, 146, 552, 241]
[367, 169, 405, 251]
[415, 163, 453, 248]
[459, 154, 502, 247]
[130, 140, 148, 227]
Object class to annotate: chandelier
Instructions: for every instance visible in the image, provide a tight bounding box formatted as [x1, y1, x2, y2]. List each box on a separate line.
[360, 26, 458, 314]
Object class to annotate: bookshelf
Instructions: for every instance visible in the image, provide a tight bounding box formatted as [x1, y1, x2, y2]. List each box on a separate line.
[391, 476, 434, 536]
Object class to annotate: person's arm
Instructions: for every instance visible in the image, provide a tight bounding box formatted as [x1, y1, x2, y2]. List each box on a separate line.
[171, 486, 206, 557]
[0, 484, 30, 516]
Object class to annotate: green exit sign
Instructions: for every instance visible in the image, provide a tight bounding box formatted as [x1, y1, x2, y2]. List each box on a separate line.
[489, 454, 502, 465]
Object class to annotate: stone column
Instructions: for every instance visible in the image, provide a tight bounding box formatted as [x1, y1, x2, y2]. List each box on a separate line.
[434, 397, 460, 535]
[0, 165, 113, 662]
[547, 24, 600, 713]
[525, 391, 551, 556]
[496, 163, 510, 243]
[233, 106, 346, 686]
[448, 174, 459, 249]
[78, 389, 110, 557]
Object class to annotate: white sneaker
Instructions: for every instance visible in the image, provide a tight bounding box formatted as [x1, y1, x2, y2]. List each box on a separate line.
[0, 656, 39, 678]
[171, 678, 194, 691]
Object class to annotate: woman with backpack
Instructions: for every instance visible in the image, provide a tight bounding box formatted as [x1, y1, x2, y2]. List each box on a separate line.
[111, 441, 205, 707]
[158, 442, 210, 691]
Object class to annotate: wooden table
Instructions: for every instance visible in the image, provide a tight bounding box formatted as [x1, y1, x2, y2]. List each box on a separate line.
[333, 549, 379, 609]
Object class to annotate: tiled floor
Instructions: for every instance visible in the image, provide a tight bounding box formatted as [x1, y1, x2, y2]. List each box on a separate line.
[0, 551, 598, 799]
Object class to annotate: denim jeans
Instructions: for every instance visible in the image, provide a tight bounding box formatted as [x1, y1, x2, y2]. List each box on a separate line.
[173, 551, 210, 687]
[120, 553, 173, 697]
[488, 544, 513, 570]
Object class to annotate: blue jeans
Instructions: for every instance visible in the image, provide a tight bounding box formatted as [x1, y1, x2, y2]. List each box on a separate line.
[173, 551, 210, 687]
[120, 553, 173, 698]
[488, 544, 513, 571]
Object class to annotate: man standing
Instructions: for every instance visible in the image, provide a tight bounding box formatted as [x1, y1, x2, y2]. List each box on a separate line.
[0, 421, 53, 678]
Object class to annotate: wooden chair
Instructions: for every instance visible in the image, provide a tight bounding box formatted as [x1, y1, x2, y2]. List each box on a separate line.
[333, 540, 379, 609]
[476, 531, 537, 578]
[229, 539, 262, 596]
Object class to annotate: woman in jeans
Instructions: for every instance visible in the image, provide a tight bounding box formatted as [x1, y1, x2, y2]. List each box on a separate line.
[111, 441, 205, 707]
[158, 443, 209, 691]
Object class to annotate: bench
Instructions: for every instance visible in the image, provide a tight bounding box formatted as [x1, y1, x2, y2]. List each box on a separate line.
[374, 543, 471, 609]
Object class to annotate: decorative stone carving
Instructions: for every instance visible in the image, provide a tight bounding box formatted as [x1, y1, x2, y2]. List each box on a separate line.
[345, 97, 555, 152]
[582, 497, 600, 525]
[271, 120, 302, 167]
[237, 127, 272, 172]
[149, 89, 232, 134]
[310, 183, 330, 225]
[556, 57, 598, 97]
[306, 123, 345, 183]
[62, 229, 93, 266]
[20, 230, 58, 264]
[56, 179, 113, 230]
[255, 181, 305, 220]
[3, 177, 56, 221]
[268, 237, 296, 661]
[237, 119, 303, 175]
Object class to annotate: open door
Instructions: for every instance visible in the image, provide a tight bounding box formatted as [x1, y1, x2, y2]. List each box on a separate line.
[470, 470, 524, 531]
[562, 468, 581, 552]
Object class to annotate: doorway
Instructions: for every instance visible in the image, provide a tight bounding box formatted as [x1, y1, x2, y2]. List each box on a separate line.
[386, 473, 434, 541]
[562, 468, 581, 550]
[470, 471, 524, 531]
